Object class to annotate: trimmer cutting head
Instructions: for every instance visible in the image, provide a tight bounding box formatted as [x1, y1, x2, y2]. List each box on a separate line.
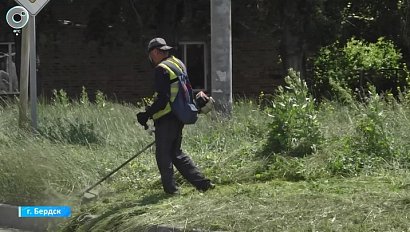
[81, 190, 99, 204]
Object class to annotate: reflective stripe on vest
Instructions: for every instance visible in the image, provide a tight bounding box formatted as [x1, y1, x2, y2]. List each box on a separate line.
[152, 57, 184, 120]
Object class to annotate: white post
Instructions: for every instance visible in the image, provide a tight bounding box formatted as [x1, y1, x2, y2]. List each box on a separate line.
[211, 0, 232, 116]
[12, 0, 50, 130]
[19, 23, 30, 128]
[7, 43, 12, 92]
[29, 15, 37, 130]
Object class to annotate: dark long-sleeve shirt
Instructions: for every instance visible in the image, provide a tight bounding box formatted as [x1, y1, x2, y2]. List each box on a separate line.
[145, 65, 171, 118]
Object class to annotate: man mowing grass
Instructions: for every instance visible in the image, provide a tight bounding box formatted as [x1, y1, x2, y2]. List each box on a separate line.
[137, 38, 215, 195]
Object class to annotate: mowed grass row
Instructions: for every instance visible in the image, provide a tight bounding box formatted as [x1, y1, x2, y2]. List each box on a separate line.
[62, 174, 410, 232]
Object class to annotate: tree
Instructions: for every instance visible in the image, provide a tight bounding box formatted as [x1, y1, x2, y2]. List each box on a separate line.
[236, 0, 349, 78]
[233, 0, 410, 80]
[312, 38, 409, 100]
[339, 1, 404, 46]
[0, 1, 17, 41]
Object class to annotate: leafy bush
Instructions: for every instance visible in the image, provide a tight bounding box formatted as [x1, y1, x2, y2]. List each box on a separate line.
[52, 89, 70, 107]
[351, 89, 394, 159]
[312, 37, 409, 100]
[95, 90, 107, 108]
[263, 69, 322, 157]
[80, 86, 90, 106]
[325, 87, 397, 176]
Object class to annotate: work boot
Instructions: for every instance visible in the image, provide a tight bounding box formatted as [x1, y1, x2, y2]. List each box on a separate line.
[165, 188, 180, 196]
[197, 182, 215, 193]
[166, 191, 180, 196]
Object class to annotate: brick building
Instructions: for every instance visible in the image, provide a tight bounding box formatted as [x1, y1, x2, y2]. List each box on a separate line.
[1, 0, 284, 102]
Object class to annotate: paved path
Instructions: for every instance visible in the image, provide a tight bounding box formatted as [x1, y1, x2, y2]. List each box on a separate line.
[0, 204, 45, 232]
[0, 228, 30, 232]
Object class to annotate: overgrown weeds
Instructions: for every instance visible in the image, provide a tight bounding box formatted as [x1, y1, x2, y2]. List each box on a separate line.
[262, 69, 322, 158]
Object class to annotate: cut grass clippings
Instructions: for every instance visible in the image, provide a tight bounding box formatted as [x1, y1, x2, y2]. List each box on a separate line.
[63, 173, 410, 232]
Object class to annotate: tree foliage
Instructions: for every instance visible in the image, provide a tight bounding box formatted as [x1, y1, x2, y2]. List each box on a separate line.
[0, 0, 17, 41]
[236, 0, 410, 75]
[312, 37, 409, 101]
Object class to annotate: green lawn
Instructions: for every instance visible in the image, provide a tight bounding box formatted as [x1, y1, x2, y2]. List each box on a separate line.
[63, 174, 410, 232]
[1, 92, 410, 231]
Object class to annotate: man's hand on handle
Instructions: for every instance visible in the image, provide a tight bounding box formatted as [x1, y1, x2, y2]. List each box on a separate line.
[137, 112, 149, 130]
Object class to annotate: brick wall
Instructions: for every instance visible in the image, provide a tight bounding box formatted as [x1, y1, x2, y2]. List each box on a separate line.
[233, 37, 284, 97]
[37, 0, 154, 102]
[35, 1, 284, 102]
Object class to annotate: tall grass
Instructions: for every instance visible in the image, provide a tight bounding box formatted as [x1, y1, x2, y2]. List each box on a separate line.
[0, 94, 153, 205]
[1, 86, 410, 207]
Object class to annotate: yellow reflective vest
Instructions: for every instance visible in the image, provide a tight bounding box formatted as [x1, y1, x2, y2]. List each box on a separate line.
[152, 56, 185, 120]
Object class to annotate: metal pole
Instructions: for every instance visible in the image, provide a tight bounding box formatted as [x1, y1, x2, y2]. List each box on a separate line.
[211, 0, 232, 116]
[19, 22, 30, 128]
[29, 15, 37, 130]
[7, 43, 12, 92]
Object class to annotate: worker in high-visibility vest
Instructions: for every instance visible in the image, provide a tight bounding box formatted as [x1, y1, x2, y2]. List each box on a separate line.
[137, 38, 215, 194]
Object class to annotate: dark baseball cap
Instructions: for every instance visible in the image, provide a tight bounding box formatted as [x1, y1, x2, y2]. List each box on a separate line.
[147, 38, 173, 52]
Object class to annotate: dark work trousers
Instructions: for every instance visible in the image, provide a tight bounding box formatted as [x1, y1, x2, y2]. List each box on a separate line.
[154, 113, 210, 193]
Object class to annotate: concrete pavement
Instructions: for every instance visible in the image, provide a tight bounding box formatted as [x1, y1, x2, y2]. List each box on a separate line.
[0, 204, 48, 232]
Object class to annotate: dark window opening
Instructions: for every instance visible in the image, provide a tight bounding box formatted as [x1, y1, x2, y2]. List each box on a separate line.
[177, 42, 207, 91]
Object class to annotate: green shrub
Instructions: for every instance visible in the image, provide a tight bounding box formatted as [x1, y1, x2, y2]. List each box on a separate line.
[80, 86, 90, 106]
[350, 86, 394, 158]
[95, 90, 107, 108]
[263, 69, 322, 157]
[52, 89, 70, 107]
[312, 37, 409, 100]
[325, 86, 396, 176]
